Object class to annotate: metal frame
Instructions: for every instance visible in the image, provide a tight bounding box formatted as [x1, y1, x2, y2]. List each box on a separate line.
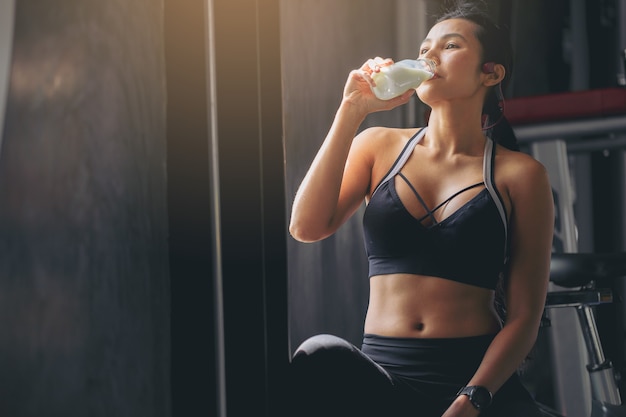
[546, 288, 622, 406]
[0, 0, 15, 155]
[515, 115, 626, 147]
[515, 109, 626, 417]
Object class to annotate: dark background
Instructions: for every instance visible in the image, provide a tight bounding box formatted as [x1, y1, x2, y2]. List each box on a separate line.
[0, 1, 624, 416]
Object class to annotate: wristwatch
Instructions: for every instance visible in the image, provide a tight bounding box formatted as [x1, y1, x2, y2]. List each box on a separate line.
[456, 385, 493, 410]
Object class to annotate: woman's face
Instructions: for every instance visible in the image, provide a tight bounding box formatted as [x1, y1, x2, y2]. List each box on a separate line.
[416, 18, 487, 106]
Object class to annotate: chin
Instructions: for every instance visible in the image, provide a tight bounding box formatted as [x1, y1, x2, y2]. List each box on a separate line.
[416, 90, 435, 106]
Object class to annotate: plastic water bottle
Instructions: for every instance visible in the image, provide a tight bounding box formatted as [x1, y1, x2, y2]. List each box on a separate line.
[370, 58, 436, 100]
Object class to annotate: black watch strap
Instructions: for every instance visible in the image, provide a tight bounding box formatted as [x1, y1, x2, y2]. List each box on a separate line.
[457, 385, 493, 410]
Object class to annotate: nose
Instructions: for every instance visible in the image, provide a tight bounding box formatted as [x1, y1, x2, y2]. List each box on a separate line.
[421, 50, 439, 66]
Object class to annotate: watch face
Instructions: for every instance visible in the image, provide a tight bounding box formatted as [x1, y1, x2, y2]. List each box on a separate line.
[470, 386, 492, 408]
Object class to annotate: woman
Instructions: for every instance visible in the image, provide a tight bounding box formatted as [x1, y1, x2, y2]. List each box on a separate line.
[288, 2, 554, 416]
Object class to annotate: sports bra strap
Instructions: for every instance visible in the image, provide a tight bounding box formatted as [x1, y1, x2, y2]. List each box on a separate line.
[370, 128, 508, 261]
[483, 138, 509, 261]
[371, 128, 426, 197]
[398, 172, 484, 225]
[397, 172, 437, 224]
[430, 182, 484, 214]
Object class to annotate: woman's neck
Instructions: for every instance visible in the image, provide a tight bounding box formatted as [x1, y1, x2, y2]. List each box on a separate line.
[424, 103, 486, 156]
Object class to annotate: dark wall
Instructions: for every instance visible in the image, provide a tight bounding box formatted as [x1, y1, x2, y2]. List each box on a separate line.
[166, 1, 288, 416]
[212, 1, 289, 417]
[281, 1, 410, 350]
[0, 1, 170, 416]
[164, 1, 216, 416]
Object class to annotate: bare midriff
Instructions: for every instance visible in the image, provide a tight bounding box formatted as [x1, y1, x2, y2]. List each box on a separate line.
[364, 274, 502, 338]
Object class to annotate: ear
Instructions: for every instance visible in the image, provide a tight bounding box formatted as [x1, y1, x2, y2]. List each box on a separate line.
[483, 63, 505, 87]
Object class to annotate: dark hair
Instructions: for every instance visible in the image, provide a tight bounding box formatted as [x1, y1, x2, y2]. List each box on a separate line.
[436, 0, 519, 151]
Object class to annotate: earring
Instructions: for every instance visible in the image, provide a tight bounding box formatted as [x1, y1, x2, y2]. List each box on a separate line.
[482, 62, 495, 74]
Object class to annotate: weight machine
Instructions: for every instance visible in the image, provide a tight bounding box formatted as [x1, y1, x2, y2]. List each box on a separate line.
[508, 88, 626, 417]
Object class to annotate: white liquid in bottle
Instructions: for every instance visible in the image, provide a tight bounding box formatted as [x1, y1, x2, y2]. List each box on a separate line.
[370, 59, 435, 100]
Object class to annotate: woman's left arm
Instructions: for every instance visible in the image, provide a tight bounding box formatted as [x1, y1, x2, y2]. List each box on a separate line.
[443, 154, 555, 417]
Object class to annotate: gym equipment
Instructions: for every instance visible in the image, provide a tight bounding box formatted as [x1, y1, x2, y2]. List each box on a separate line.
[538, 252, 626, 417]
[508, 87, 626, 417]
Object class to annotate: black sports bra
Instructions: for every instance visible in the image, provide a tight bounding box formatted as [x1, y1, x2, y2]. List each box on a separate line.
[362, 128, 509, 290]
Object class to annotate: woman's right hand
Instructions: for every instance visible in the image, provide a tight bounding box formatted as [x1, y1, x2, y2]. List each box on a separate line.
[290, 58, 413, 242]
[342, 57, 415, 114]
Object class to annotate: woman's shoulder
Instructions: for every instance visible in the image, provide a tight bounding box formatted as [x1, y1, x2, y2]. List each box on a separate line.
[354, 126, 422, 152]
[352, 126, 423, 195]
[496, 145, 548, 177]
[356, 125, 420, 140]
[495, 145, 551, 198]
[356, 127, 422, 167]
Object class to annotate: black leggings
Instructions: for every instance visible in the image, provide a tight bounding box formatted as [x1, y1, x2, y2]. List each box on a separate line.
[288, 333, 543, 417]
